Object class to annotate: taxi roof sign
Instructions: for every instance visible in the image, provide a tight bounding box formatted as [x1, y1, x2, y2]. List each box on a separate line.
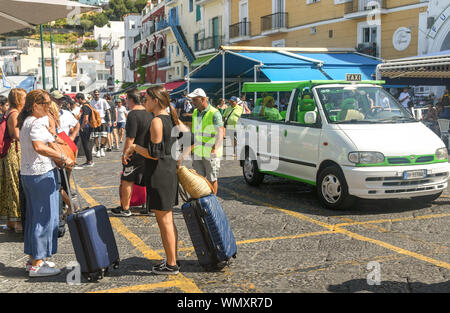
[346, 74, 362, 81]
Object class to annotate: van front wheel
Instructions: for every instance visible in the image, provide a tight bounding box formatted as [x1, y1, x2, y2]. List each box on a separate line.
[317, 166, 355, 210]
[243, 154, 264, 186]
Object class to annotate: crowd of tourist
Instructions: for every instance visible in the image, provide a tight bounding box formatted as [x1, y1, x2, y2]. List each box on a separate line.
[1, 83, 449, 278]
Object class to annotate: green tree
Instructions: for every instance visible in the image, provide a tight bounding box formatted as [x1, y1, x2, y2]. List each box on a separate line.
[134, 0, 148, 12]
[91, 13, 109, 27]
[108, 0, 128, 20]
[124, 0, 136, 12]
[82, 39, 98, 50]
[80, 18, 94, 32]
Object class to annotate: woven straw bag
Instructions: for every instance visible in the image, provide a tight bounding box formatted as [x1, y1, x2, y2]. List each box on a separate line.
[177, 166, 214, 200]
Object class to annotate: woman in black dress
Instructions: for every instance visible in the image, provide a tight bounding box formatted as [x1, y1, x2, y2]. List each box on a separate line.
[125, 86, 188, 275]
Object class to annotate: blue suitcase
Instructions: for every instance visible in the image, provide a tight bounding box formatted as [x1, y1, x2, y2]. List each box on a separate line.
[67, 206, 120, 282]
[182, 194, 237, 270]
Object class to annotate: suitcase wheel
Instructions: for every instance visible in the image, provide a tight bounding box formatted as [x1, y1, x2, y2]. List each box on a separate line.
[85, 273, 98, 282]
[113, 261, 120, 269]
[98, 269, 106, 280]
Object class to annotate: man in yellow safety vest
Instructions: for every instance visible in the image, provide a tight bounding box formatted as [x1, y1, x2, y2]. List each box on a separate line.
[178, 88, 224, 195]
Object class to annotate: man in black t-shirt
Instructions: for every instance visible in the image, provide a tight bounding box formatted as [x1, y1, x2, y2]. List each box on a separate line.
[112, 89, 153, 217]
[76, 93, 94, 167]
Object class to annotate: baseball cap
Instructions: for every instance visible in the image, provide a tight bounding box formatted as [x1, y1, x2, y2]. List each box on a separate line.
[187, 88, 207, 98]
[230, 96, 240, 102]
[51, 90, 64, 100]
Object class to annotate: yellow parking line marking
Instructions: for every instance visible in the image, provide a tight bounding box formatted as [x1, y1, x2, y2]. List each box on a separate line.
[221, 186, 450, 270]
[83, 186, 119, 190]
[89, 280, 179, 293]
[334, 213, 450, 228]
[75, 185, 203, 294]
[155, 230, 335, 254]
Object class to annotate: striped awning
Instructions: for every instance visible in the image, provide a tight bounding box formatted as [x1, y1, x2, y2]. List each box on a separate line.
[379, 51, 450, 79]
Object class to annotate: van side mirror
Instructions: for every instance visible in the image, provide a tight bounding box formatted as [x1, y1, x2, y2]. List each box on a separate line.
[304, 111, 317, 124]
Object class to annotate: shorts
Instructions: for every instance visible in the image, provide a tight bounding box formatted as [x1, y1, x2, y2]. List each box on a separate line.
[121, 160, 146, 186]
[92, 123, 108, 138]
[106, 125, 112, 134]
[116, 122, 126, 129]
[192, 157, 220, 183]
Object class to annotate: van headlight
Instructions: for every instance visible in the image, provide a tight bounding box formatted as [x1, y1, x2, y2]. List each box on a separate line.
[348, 152, 385, 164]
[435, 148, 448, 160]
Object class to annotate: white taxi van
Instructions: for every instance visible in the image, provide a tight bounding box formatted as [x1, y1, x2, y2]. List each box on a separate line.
[237, 80, 450, 210]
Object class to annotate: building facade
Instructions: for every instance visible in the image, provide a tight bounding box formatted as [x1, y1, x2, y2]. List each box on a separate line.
[229, 0, 449, 60]
[123, 14, 142, 84]
[125, 0, 232, 85]
[94, 21, 125, 91]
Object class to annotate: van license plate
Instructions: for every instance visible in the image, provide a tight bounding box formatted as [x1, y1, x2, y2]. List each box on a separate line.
[403, 170, 427, 180]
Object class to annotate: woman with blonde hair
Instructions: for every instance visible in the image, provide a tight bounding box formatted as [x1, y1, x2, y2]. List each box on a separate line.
[18, 90, 73, 277]
[0, 88, 26, 233]
[125, 85, 189, 275]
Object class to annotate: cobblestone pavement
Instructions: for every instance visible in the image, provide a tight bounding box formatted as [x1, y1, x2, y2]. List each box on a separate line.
[1, 142, 449, 293]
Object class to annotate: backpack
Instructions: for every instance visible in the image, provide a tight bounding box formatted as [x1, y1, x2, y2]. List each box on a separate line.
[0, 112, 13, 158]
[86, 104, 102, 128]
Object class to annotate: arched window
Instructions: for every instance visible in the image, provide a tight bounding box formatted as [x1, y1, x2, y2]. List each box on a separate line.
[149, 40, 155, 56]
[155, 36, 164, 53]
[135, 47, 141, 61]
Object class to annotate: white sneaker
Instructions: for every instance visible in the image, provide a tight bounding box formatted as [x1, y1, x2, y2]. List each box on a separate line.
[95, 149, 101, 158]
[29, 262, 61, 277]
[26, 260, 56, 272]
[100, 148, 105, 157]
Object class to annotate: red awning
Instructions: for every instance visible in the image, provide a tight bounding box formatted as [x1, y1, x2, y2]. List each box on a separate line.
[164, 81, 185, 91]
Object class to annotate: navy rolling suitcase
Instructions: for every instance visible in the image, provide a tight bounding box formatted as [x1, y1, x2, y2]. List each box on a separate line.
[67, 206, 120, 281]
[182, 194, 237, 270]
[64, 170, 120, 282]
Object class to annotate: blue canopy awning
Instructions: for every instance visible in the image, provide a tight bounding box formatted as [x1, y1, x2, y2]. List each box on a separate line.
[260, 66, 329, 81]
[186, 48, 381, 98]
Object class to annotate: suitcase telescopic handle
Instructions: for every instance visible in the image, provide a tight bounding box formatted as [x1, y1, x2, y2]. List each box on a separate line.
[62, 166, 84, 212]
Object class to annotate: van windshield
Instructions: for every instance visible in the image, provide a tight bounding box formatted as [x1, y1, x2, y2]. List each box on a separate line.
[315, 86, 416, 124]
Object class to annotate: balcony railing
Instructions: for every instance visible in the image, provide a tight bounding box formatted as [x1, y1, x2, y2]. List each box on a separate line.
[356, 42, 378, 57]
[195, 36, 225, 51]
[261, 12, 288, 33]
[157, 57, 169, 68]
[194, 35, 224, 52]
[230, 21, 251, 39]
[156, 19, 169, 32]
[345, 0, 386, 14]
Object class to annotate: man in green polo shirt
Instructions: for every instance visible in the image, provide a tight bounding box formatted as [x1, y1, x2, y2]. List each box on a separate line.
[223, 96, 244, 158]
[178, 88, 224, 195]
